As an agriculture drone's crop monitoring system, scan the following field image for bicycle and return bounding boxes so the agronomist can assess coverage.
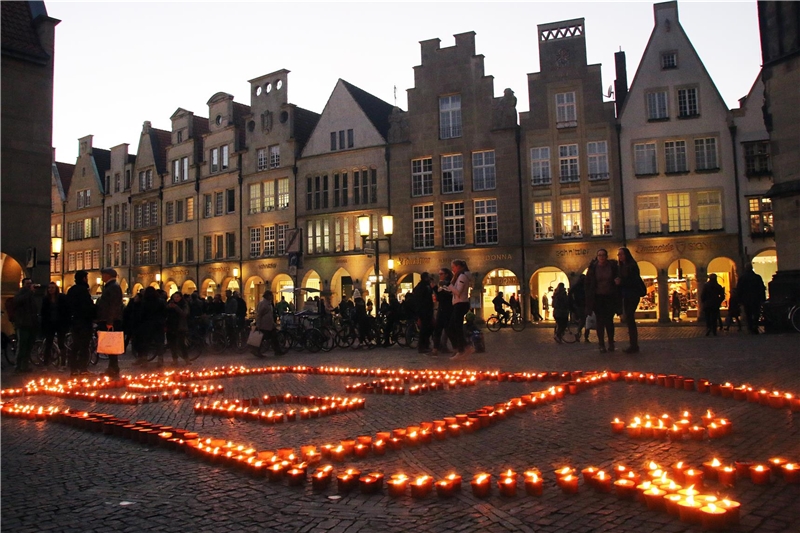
[554,319,581,344]
[2,331,17,366]
[250,329,289,358]
[209,314,250,354]
[486,311,526,332]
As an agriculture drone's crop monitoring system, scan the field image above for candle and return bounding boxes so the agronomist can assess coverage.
[471,473,491,498]
[782,463,800,483]
[689,426,705,440]
[683,468,704,488]
[330,445,347,463]
[717,466,736,487]
[354,444,370,458]
[659,480,682,494]
[436,478,456,498]
[643,486,667,511]
[701,410,715,426]
[626,424,642,438]
[611,418,625,433]
[581,466,599,486]
[702,458,722,481]
[699,503,728,530]
[663,493,683,516]
[707,423,725,439]
[671,461,687,483]
[719,498,741,525]
[560,474,579,494]
[677,485,700,499]
[554,466,574,482]
[410,475,433,498]
[311,470,331,490]
[359,474,380,494]
[613,478,636,499]
[677,495,703,524]
[387,474,408,497]
[498,475,517,497]
[768,457,788,474]
[286,468,306,486]
[749,464,771,484]
[337,469,361,493]
[592,471,612,493]
[372,439,386,456]
[735,460,754,478]
[613,464,628,479]
[524,471,543,496]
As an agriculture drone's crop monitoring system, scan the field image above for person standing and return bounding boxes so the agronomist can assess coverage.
[431,268,453,355]
[96,268,124,378]
[569,275,587,342]
[382,292,401,348]
[66,270,95,375]
[615,247,644,353]
[671,291,682,322]
[530,294,542,322]
[165,292,190,365]
[40,282,70,368]
[133,286,166,366]
[700,273,725,337]
[11,278,38,373]
[585,249,620,353]
[445,259,474,359]
[541,293,550,321]
[255,290,284,355]
[552,283,570,343]
[413,272,435,353]
[736,264,766,334]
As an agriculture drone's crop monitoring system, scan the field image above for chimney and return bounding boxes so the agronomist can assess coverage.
[614,50,628,117]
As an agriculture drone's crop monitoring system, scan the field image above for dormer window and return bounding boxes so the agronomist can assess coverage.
[177,130,183,143]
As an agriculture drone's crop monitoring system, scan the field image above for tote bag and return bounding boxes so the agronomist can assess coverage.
[247,329,264,347]
[97,331,125,355]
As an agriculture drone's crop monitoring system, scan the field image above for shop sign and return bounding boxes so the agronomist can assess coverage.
[635,241,713,255]
[489,276,518,286]
[555,248,589,258]
[207,266,230,274]
[397,256,431,266]
[257,263,278,270]
[485,253,513,261]
[169,269,190,276]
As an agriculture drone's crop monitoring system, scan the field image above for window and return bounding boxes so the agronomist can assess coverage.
[215,192,223,216]
[347,129,354,148]
[204,194,212,218]
[222,145,229,170]
[124,170,131,190]
[661,51,677,69]
[637,195,661,234]
[561,198,582,238]
[330,132,337,151]
[558,144,579,182]
[439,94,462,139]
[172,157,189,182]
[531,147,551,185]
[204,236,213,261]
[306,177,313,210]
[68,252,75,272]
[353,170,370,205]
[166,201,174,224]
[441,154,464,194]
[122,241,128,265]
[412,158,433,197]
[314,176,322,209]
[177,131,183,143]
[587,141,609,180]
[176,199,184,223]
[556,92,577,127]
[370,169,377,203]
[315,220,323,254]
[106,207,112,233]
[264,225,276,256]
[665,140,688,173]
[250,227,262,258]
[113,242,120,266]
[646,91,669,120]
[184,238,193,263]
[139,170,153,191]
[186,198,194,221]
[695,138,718,170]
[121,203,129,229]
[591,197,612,236]
[249,183,262,214]
[443,202,465,247]
[276,224,288,255]
[257,148,268,171]
[277,178,289,209]
[114,205,120,231]
[77,189,91,208]
[474,199,498,245]
[472,151,496,191]
[744,141,771,176]
[215,234,224,260]
[748,197,774,236]
[225,232,236,258]
[105,176,110,195]
[307,221,314,254]
[697,191,722,230]
[226,188,235,214]
[533,201,553,240]
[677,87,699,117]
[634,143,657,175]
[211,148,219,172]
[413,205,435,249]
[166,241,174,265]
[105,243,112,267]
[269,145,280,168]
[134,205,142,230]
[176,240,184,264]
[667,193,691,232]
[323,219,331,253]
[339,131,345,151]
[114,173,121,193]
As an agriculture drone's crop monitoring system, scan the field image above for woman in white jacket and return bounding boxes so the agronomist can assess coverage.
[444,259,474,358]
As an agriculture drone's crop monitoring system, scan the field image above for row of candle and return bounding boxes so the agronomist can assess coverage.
[1,375,127,399]
[612,411,732,440]
[192,400,365,423]
[614,371,799,412]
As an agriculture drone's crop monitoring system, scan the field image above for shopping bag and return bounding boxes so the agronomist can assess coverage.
[97,331,125,355]
[247,329,264,347]
[585,312,597,331]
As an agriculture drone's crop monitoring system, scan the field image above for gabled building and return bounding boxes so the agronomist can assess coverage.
[297,78,394,307]
[618,1,739,322]
[62,135,110,294]
[731,75,776,295]
[101,143,135,294]
[50,156,73,288]
[388,32,520,318]
[519,18,621,318]
[130,121,170,294]
[241,70,319,310]
[161,108,209,297]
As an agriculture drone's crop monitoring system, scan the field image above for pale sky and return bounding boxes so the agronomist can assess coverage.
[46,1,762,163]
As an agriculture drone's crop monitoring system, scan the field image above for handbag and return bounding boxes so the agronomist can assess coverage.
[585,312,597,330]
[247,329,264,347]
[635,276,647,298]
[97,330,125,355]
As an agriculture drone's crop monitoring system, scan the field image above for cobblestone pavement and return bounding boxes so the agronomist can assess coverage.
[2,325,799,533]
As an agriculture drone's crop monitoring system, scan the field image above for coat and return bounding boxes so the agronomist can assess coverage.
[584,259,621,315]
[552,288,570,319]
[96,280,123,324]
[700,281,725,311]
[255,298,276,331]
[66,281,95,330]
[41,293,70,333]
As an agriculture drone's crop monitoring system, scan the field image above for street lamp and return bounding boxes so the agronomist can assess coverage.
[358,214,393,304]
[51,236,62,286]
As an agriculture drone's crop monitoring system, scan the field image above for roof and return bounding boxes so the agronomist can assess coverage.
[91,148,111,182]
[149,128,172,175]
[1,1,51,63]
[340,80,394,139]
[293,106,321,152]
[192,115,210,137]
[54,161,75,200]
[233,102,251,148]
[127,153,137,165]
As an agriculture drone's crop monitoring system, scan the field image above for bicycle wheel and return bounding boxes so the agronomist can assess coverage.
[395,322,408,347]
[561,324,579,344]
[486,317,502,332]
[789,306,800,333]
[336,329,355,348]
[511,315,526,332]
[405,322,419,349]
[210,330,227,354]
[304,329,324,353]
[186,335,204,361]
[234,329,249,354]
[2,334,17,366]
[30,339,45,366]
[319,326,336,352]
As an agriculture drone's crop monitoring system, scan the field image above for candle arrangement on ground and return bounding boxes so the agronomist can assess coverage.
[613,410,731,441]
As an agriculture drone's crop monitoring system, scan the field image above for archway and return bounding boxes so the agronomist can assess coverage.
[396,273,420,301]
[201,279,217,299]
[752,249,777,298]
[148,282,160,290]
[224,277,240,294]
[243,276,265,316]
[530,267,569,321]
[637,261,659,318]
[119,278,129,296]
[164,281,178,298]
[181,279,197,295]
[707,257,736,309]
[272,273,295,308]
[329,267,353,308]
[1,253,23,337]
[667,259,697,318]
[299,270,322,312]
[481,268,521,320]
[131,283,144,297]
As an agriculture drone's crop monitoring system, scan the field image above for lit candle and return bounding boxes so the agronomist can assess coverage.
[581,466,599,486]
[749,464,771,485]
[592,471,612,493]
[337,469,361,493]
[311,469,332,490]
[554,466,574,482]
[717,466,736,487]
[626,423,642,438]
[683,468,704,488]
[702,458,722,480]
[689,426,706,441]
[359,474,380,494]
[286,467,306,486]
[719,498,741,525]
[768,457,788,474]
[387,474,408,497]
[677,494,703,524]
[701,410,715,426]
[781,463,800,483]
[524,471,543,496]
[560,474,579,495]
[699,503,728,530]
[471,473,491,498]
[372,439,386,455]
[659,480,682,494]
[663,493,683,516]
[613,478,636,499]
[498,474,517,497]
[410,475,433,498]
[643,486,667,511]
[436,478,456,498]
[611,418,625,433]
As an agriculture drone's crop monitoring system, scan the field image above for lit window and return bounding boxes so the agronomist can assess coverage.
[590,197,611,236]
[533,201,553,240]
[561,198,582,238]
[637,195,661,234]
[697,191,722,230]
[250,227,262,258]
[748,197,773,236]
[667,193,691,232]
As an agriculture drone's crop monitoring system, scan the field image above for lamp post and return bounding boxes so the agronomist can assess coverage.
[51,236,62,287]
[358,214,393,305]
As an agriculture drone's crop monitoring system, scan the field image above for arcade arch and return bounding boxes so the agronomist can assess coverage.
[329,267,354,308]
[243,276,265,315]
[530,267,569,321]
[667,259,698,318]
[752,249,777,298]
[482,268,521,320]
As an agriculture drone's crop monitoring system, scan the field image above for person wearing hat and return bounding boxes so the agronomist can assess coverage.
[96,268,124,377]
[700,273,725,337]
[66,270,95,375]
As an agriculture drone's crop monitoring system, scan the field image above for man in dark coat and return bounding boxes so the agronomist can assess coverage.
[736,264,766,334]
[700,274,726,337]
[11,278,38,373]
[66,270,95,376]
[413,272,435,353]
[96,268,124,377]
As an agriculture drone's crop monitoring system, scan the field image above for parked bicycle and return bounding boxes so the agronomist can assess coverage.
[486,311,526,332]
[209,314,250,354]
[553,319,581,344]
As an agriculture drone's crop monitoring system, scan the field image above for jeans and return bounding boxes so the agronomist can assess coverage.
[43,327,67,366]
[447,302,470,352]
[70,326,92,372]
[14,327,35,371]
[593,295,616,347]
[622,297,640,348]
[432,308,451,350]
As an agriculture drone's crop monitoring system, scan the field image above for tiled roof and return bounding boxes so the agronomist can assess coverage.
[341,80,394,140]
[91,148,111,183]
[192,115,210,137]
[233,102,251,149]
[293,107,321,153]
[54,161,74,199]
[1,1,50,63]
[150,128,172,176]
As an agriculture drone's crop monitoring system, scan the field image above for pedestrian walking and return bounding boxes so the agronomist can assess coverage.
[569,274,588,341]
[585,249,620,353]
[255,289,284,355]
[445,259,474,359]
[671,290,681,322]
[552,283,570,343]
[736,264,766,334]
[615,247,645,353]
[65,270,95,375]
[530,294,542,322]
[40,282,69,368]
[413,272,435,353]
[96,268,124,378]
[11,278,38,373]
[542,293,550,321]
[165,292,190,365]
[431,268,453,355]
[132,286,166,366]
[701,273,725,337]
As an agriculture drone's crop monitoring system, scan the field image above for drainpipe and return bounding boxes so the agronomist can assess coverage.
[729,124,745,271]
[615,123,627,245]
[515,124,527,319]
[238,153,244,295]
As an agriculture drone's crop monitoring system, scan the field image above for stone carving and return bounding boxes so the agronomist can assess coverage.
[492,88,518,129]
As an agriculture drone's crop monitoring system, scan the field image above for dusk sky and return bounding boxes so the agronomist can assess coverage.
[46,1,762,163]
